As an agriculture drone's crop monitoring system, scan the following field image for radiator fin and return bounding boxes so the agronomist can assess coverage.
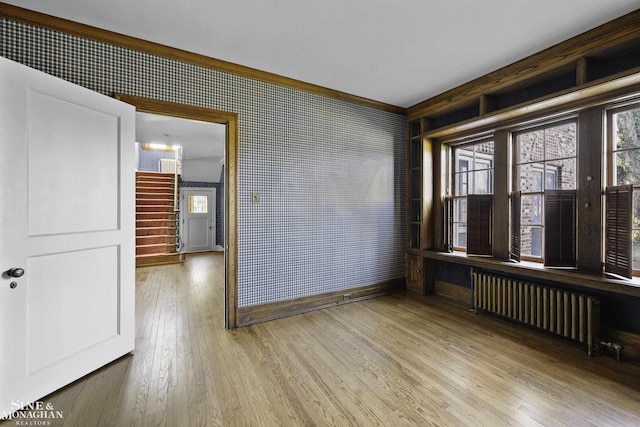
[473,272,600,355]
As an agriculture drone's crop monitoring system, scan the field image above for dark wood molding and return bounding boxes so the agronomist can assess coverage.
[0,2,405,116]
[410,249,640,298]
[115,94,240,329]
[237,278,406,326]
[423,69,640,141]
[407,9,640,121]
[492,130,509,260]
[576,57,589,86]
[577,107,604,272]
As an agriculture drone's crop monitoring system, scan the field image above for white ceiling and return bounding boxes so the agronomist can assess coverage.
[136,112,225,160]
[6,0,639,108]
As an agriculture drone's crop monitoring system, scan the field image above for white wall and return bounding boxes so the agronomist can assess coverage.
[182,157,223,183]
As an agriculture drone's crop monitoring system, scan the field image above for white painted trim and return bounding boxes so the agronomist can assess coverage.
[180,187,216,253]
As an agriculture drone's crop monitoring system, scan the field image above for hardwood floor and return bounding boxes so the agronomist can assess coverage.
[4,252,640,426]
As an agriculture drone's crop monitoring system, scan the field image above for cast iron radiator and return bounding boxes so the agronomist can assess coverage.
[472,270,600,356]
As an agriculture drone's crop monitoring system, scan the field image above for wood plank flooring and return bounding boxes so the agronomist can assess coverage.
[4,252,640,426]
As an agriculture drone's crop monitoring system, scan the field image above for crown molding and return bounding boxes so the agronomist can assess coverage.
[407,8,640,121]
[0,3,406,116]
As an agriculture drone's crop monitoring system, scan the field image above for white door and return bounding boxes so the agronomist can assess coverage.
[181,188,215,252]
[0,58,135,416]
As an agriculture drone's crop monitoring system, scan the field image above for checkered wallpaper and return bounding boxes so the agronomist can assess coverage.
[1,19,407,306]
[137,145,177,172]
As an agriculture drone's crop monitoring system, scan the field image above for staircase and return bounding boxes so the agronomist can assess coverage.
[136,171,184,267]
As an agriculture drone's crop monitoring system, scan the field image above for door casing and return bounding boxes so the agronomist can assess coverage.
[116,94,239,329]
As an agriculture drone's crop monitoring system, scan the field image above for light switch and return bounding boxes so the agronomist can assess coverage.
[252,192,260,203]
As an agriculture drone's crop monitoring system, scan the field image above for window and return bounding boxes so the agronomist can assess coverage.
[514,121,577,263]
[188,195,208,214]
[607,104,640,276]
[451,140,494,251]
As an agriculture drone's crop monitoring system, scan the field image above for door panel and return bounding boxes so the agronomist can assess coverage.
[0,57,135,416]
[27,90,119,235]
[187,217,210,247]
[26,247,120,374]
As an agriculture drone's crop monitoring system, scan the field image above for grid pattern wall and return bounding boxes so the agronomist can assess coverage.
[1,19,407,306]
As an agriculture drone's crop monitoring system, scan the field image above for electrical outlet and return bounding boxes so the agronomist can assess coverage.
[343,294,352,301]
[252,192,260,203]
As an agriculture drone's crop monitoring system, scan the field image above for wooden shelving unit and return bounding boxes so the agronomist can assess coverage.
[406,10,640,132]
[407,120,422,250]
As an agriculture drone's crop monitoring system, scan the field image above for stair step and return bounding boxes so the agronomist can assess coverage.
[136,212,176,220]
[136,253,185,268]
[136,192,174,200]
[136,178,174,185]
[136,219,176,228]
[136,175,175,183]
[136,198,175,205]
[136,171,176,177]
[135,243,176,255]
[136,243,168,256]
[136,205,176,213]
[137,235,170,245]
[135,186,174,194]
[136,234,176,244]
[136,226,176,236]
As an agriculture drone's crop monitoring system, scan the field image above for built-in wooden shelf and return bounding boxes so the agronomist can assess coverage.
[406,9,640,130]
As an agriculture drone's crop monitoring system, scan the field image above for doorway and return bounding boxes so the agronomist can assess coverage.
[116,94,239,329]
[181,187,216,252]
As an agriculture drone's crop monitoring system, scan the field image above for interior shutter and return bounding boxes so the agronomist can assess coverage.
[605,185,633,278]
[467,194,493,255]
[544,189,576,267]
[510,191,521,262]
[445,196,453,252]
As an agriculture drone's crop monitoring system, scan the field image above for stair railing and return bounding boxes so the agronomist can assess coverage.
[174,147,182,212]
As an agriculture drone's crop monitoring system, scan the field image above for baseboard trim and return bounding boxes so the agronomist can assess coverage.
[237,278,406,327]
[434,280,471,304]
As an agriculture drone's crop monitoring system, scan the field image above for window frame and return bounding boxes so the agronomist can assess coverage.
[450,138,495,252]
[606,103,640,276]
[429,91,640,284]
[512,118,578,263]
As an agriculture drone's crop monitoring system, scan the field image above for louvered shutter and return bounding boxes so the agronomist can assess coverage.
[544,189,576,267]
[605,185,633,278]
[445,196,453,252]
[467,194,493,255]
[510,191,521,262]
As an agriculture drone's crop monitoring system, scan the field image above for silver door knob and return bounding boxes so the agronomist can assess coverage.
[5,268,24,278]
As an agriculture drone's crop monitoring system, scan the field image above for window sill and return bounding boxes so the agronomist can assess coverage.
[408,249,640,298]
